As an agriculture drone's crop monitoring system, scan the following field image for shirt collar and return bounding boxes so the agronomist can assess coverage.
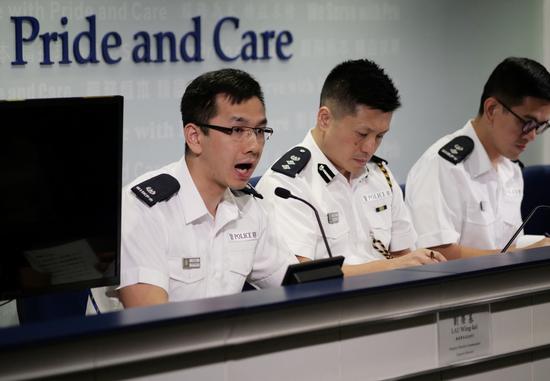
[461,121,493,178]
[176,157,240,226]
[176,156,210,224]
[215,189,241,231]
[301,130,368,184]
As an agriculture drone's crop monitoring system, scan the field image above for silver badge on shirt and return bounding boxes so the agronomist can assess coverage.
[327,212,339,224]
[182,257,200,269]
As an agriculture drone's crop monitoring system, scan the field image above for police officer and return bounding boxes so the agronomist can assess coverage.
[257,59,446,276]
[118,69,290,307]
[406,57,550,259]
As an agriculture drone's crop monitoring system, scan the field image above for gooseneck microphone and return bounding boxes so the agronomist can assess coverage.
[501,205,550,253]
[274,187,333,258]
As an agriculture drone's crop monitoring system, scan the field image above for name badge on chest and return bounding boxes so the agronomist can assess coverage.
[182,257,200,269]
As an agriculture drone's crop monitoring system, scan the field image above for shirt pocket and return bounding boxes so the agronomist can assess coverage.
[369,203,392,229]
[500,197,522,238]
[463,200,497,246]
[369,204,393,245]
[322,219,350,256]
[228,241,256,277]
[465,200,496,226]
[167,256,205,284]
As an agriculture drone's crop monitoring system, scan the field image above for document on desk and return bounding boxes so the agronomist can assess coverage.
[24,239,102,285]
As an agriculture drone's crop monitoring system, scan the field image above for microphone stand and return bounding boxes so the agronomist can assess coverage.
[286,193,333,258]
[274,187,344,285]
[501,205,550,253]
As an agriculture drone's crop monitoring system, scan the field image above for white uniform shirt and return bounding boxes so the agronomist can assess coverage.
[405,121,523,250]
[120,157,289,302]
[257,131,416,265]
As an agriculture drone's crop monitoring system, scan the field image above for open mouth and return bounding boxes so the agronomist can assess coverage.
[235,162,253,174]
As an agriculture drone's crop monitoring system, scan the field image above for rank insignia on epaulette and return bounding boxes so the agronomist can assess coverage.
[318,163,335,183]
[271,146,311,178]
[131,173,180,207]
[438,136,474,165]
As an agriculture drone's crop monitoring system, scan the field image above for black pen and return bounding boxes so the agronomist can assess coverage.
[545,232,550,238]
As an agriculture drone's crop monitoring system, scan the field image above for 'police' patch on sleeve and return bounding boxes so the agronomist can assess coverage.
[271,146,311,178]
[131,173,180,207]
[438,136,474,165]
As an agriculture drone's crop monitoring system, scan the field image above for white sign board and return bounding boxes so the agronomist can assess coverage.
[437,304,491,365]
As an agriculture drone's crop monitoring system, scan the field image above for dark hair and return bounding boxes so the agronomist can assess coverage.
[478,57,550,115]
[181,68,264,153]
[320,59,401,116]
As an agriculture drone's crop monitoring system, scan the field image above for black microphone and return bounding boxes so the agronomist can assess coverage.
[501,205,550,253]
[274,187,344,285]
[274,187,333,258]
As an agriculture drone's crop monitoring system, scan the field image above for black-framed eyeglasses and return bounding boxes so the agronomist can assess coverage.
[193,123,273,142]
[497,100,550,135]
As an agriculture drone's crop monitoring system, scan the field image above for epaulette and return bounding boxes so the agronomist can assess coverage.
[512,159,525,170]
[232,183,264,199]
[370,155,392,191]
[317,163,336,184]
[438,136,474,165]
[271,146,311,178]
[131,174,180,207]
[370,155,388,165]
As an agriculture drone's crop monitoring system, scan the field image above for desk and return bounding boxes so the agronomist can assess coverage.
[2,247,550,380]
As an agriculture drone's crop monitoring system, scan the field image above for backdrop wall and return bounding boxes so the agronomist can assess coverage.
[0,0,545,185]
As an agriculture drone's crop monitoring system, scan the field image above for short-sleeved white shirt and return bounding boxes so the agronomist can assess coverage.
[257,131,416,265]
[120,157,290,302]
[405,121,523,250]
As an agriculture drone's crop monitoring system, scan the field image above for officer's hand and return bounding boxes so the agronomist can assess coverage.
[523,237,550,251]
[392,248,446,268]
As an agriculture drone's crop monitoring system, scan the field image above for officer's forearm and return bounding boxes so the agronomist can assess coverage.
[429,243,498,259]
[119,283,168,308]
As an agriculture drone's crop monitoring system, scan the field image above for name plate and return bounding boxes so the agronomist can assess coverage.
[437,304,491,365]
